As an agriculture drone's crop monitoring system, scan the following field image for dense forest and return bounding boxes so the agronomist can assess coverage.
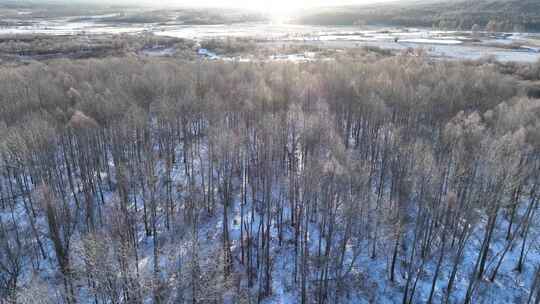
[296,0,540,32]
[0,54,540,303]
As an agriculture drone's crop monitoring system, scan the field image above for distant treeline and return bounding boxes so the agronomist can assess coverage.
[296,0,540,32]
[0,34,194,62]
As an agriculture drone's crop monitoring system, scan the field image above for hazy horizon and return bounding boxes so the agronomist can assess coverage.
[33,0,401,15]
[76,0,398,7]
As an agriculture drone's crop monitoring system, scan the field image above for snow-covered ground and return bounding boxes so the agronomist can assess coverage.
[3,136,538,303]
[1,16,539,62]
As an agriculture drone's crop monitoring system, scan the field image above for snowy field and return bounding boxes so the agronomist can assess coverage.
[0,15,539,62]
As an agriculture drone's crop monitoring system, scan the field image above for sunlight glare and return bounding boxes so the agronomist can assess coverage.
[238,0,310,22]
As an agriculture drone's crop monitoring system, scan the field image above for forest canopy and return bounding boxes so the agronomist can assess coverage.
[0,55,540,303]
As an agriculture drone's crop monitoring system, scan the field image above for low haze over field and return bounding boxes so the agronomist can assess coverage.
[38,0,399,17]
[75,0,395,8]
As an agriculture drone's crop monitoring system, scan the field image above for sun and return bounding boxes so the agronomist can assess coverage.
[238,0,305,22]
